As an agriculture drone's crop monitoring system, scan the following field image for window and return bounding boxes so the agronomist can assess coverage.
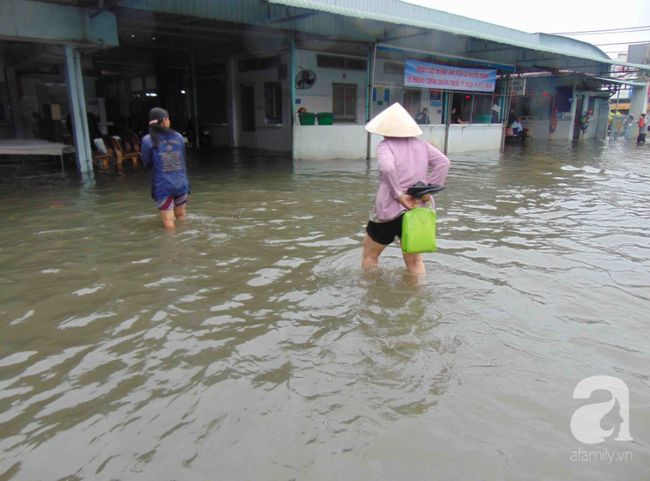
[383,62,404,76]
[333,84,357,121]
[238,55,281,72]
[318,55,345,69]
[346,58,366,71]
[471,94,494,123]
[317,55,367,71]
[451,93,473,124]
[264,82,283,124]
[521,96,536,118]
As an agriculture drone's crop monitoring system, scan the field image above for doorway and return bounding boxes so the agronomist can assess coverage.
[240,84,256,148]
[403,89,421,117]
[573,96,583,139]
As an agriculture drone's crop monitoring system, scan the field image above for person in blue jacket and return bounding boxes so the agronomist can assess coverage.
[141,108,191,229]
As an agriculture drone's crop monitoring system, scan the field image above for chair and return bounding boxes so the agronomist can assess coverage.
[92,150,113,168]
[92,139,116,168]
[125,133,141,154]
[103,136,140,165]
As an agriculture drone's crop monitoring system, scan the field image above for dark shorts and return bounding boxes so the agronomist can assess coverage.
[549,124,557,133]
[366,214,404,245]
[155,194,189,210]
[638,133,646,143]
[580,124,589,132]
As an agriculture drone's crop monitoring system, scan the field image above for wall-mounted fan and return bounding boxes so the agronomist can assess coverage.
[295,70,317,89]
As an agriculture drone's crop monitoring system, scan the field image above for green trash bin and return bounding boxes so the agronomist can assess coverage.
[299,112,315,126]
[317,112,334,125]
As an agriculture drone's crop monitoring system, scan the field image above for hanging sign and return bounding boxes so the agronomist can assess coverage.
[404,59,496,92]
[509,78,526,96]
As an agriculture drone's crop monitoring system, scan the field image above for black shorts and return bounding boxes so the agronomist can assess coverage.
[366,214,404,245]
[549,124,557,133]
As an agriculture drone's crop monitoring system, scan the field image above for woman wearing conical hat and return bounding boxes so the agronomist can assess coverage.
[362,103,450,274]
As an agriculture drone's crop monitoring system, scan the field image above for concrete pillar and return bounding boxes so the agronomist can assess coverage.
[581,95,590,140]
[228,58,239,148]
[5,67,25,139]
[190,51,199,148]
[64,45,93,174]
[290,38,296,160]
[567,85,577,140]
[629,82,649,139]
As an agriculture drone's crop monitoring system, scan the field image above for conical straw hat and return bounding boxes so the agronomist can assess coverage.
[365,103,423,137]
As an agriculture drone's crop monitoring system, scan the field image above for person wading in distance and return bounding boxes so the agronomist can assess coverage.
[362,103,450,274]
[141,107,191,229]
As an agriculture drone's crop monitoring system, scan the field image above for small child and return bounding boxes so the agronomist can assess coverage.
[141,108,191,229]
[637,113,647,144]
[580,109,592,140]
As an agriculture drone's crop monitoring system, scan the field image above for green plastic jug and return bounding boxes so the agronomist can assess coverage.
[401,203,437,254]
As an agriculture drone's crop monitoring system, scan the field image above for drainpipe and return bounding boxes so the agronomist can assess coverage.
[365,44,372,122]
[568,84,577,141]
[443,91,450,155]
[609,87,620,142]
[366,42,376,160]
[500,72,510,153]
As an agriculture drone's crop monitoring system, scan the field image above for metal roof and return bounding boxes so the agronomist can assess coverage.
[593,77,647,87]
[268,0,650,71]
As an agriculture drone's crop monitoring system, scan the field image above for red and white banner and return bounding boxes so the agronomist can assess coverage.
[404,59,497,92]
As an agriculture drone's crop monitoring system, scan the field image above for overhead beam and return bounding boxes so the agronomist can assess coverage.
[266,11,319,24]
[0,0,118,47]
[383,29,433,42]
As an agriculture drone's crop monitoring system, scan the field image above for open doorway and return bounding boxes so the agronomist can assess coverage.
[239,85,256,148]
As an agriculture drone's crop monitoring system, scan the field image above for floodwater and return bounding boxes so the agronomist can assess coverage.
[1,140,650,480]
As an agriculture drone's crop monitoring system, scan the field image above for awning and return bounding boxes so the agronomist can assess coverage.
[593,77,647,87]
[377,45,516,72]
[269,0,650,72]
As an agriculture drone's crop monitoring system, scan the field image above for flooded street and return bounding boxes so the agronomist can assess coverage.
[1,141,650,480]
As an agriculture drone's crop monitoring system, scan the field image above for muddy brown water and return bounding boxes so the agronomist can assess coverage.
[1,141,649,480]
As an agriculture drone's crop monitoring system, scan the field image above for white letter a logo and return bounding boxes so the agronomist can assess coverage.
[571,376,633,444]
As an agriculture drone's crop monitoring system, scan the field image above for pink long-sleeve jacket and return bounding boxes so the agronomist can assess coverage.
[374,137,450,221]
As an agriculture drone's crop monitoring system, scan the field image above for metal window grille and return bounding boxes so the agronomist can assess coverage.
[264,83,283,124]
[333,84,357,120]
[318,54,367,71]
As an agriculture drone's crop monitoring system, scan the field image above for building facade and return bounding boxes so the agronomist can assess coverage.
[1,0,649,173]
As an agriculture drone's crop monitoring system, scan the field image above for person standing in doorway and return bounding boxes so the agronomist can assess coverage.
[361,103,450,274]
[579,109,592,140]
[549,106,558,140]
[511,117,523,136]
[415,108,430,125]
[141,107,191,229]
[637,113,647,144]
[451,108,467,124]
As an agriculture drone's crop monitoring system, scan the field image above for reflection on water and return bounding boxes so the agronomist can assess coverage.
[1,142,650,479]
